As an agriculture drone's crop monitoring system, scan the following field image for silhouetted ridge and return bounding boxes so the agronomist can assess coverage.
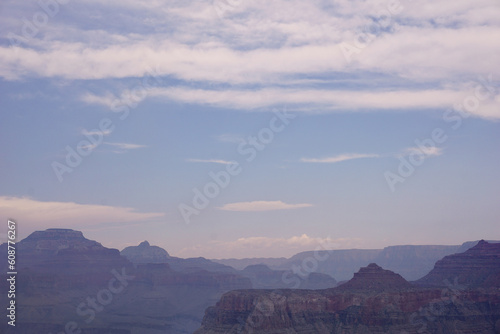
[336,262,412,290]
[416,240,500,288]
[121,240,170,263]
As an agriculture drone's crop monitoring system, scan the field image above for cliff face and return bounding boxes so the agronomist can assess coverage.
[195,262,500,334]
[416,240,500,288]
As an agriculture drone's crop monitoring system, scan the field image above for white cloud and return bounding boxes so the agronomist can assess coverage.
[104,142,147,150]
[218,200,313,212]
[187,158,236,165]
[403,146,444,157]
[82,85,500,119]
[0,196,164,237]
[1,0,499,119]
[301,153,380,164]
[214,134,244,143]
[301,147,444,165]
[82,129,113,136]
[80,92,117,108]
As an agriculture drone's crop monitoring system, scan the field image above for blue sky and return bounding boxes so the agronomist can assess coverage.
[0,0,499,258]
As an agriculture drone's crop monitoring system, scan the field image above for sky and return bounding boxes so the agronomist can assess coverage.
[0,0,499,259]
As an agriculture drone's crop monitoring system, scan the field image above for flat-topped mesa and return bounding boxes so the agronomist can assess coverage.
[336,263,412,291]
[19,228,106,255]
[416,240,500,288]
[121,240,171,264]
[0,229,131,290]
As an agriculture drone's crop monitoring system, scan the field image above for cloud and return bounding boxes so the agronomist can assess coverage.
[104,142,147,150]
[82,129,113,136]
[81,85,500,119]
[218,200,313,212]
[177,234,364,258]
[187,158,236,165]
[80,92,117,109]
[0,196,164,237]
[214,134,244,143]
[1,0,498,119]
[301,153,380,164]
[300,146,443,165]
[403,146,444,157]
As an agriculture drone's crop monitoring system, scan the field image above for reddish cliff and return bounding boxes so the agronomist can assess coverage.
[195,262,500,333]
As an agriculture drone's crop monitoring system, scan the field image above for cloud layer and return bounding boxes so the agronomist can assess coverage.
[301,153,380,164]
[1,0,498,118]
[218,200,313,212]
[0,196,164,236]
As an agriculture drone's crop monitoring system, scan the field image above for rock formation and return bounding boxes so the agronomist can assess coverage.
[195,260,500,333]
[215,242,495,281]
[336,263,412,291]
[121,240,170,263]
[0,229,252,334]
[416,240,500,288]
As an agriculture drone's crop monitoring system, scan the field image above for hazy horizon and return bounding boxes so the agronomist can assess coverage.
[1,0,499,259]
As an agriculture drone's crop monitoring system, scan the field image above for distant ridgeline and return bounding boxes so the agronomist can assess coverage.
[1,229,498,334]
[195,241,500,334]
[213,240,500,281]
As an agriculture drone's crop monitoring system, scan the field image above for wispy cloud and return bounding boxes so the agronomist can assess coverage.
[80,92,117,108]
[301,146,444,165]
[82,129,113,136]
[218,200,313,212]
[214,134,244,143]
[187,158,236,165]
[0,196,164,233]
[402,146,444,157]
[301,153,380,164]
[104,142,147,150]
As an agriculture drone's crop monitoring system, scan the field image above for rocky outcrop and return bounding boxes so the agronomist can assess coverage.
[121,240,170,263]
[336,263,412,291]
[120,241,237,274]
[416,240,500,288]
[0,228,132,290]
